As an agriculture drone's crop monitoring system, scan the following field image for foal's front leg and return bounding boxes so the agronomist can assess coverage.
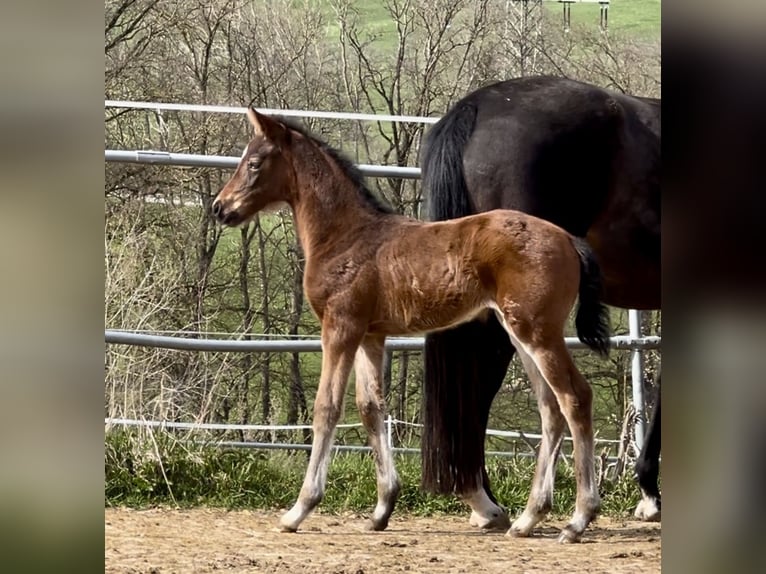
[279,327,361,532]
[355,335,401,530]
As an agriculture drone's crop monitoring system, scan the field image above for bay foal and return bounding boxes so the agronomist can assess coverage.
[212,108,610,542]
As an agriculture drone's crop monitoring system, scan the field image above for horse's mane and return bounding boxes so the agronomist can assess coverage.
[277,117,396,215]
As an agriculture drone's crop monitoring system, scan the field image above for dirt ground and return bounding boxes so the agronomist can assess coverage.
[105,507,661,574]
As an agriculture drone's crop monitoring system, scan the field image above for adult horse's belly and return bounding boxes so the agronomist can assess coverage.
[586,217,660,310]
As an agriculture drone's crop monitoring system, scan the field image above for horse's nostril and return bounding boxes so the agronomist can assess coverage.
[211,199,222,218]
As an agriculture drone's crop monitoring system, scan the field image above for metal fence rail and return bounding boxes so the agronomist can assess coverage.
[105,415,622,463]
[105,329,661,353]
[105,100,440,124]
[105,150,421,179]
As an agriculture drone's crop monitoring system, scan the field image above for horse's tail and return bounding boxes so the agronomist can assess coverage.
[571,236,611,357]
[421,102,477,221]
[421,102,510,497]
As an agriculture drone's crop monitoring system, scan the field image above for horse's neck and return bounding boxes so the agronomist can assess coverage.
[290,145,384,260]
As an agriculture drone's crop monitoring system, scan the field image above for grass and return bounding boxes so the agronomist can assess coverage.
[554,0,661,37]
[320,0,660,50]
[105,429,643,517]
[605,0,661,36]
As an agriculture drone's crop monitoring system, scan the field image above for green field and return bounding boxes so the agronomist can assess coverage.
[324,0,660,45]
[562,0,661,36]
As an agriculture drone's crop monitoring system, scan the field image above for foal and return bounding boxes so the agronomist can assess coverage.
[212,108,610,543]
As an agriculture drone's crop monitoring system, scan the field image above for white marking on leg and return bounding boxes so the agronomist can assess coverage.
[355,340,400,530]
[516,339,599,543]
[509,345,566,537]
[279,421,337,532]
[634,491,661,521]
[280,333,359,532]
[558,431,600,543]
[463,486,509,530]
[490,302,599,541]
[485,304,556,536]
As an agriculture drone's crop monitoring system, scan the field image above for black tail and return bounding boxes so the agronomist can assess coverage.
[421,102,477,220]
[420,102,513,497]
[571,237,611,357]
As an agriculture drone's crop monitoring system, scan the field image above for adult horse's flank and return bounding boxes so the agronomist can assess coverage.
[419,75,661,528]
[212,108,610,542]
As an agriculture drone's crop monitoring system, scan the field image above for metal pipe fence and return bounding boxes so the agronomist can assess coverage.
[104,415,623,463]
[105,150,421,179]
[105,100,440,124]
[105,329,660,353]
[105,329,658,461]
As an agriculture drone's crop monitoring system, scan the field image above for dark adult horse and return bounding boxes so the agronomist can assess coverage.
[420,76,661,530]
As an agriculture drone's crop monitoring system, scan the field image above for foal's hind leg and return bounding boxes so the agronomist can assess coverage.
[498,310,599,543]
[279,325,362,532]
[355,336,401,531]
[507,347,567,538]
[521,339,600,543]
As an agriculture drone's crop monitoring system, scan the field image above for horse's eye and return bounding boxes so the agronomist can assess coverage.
[247,159,261,171]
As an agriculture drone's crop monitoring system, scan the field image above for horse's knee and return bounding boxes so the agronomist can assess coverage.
[313,402,342,428]
[355,397,382,419]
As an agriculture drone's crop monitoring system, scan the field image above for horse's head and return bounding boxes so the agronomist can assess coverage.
[212,108,292,226]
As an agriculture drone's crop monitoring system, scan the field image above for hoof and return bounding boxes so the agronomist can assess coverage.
[278,516,299,533]
[366,517,390,532]
[508,511,542,538]
[557,527,582,544]
[470,510,511,531]
[634,498,661,522]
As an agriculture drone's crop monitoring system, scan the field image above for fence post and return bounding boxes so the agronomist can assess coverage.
[629,309,646,452]
[386,415,393,449]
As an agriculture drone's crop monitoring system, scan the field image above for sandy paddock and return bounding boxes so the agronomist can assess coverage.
[105,508,661,573]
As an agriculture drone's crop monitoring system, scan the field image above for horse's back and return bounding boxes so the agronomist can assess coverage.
[367,212,578,336]
[437,76,660,308]
[469,210,580,294]
[458,77,657,221]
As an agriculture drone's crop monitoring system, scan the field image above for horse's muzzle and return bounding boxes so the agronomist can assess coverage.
[211,199,238,225]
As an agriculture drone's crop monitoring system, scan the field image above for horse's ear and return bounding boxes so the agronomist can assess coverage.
[246,107,264,135]
[247,107,287,142]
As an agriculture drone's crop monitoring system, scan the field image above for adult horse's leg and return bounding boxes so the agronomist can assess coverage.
[467,318,516,529]
[634,375,661,521]
[280,324,362,532]
[354,335,401,531]
[506,347,567,537]
[422,315,513,530]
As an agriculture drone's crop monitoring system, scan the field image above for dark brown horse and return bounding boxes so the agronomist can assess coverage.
[419,75,661,529]
[212,108,610,542]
